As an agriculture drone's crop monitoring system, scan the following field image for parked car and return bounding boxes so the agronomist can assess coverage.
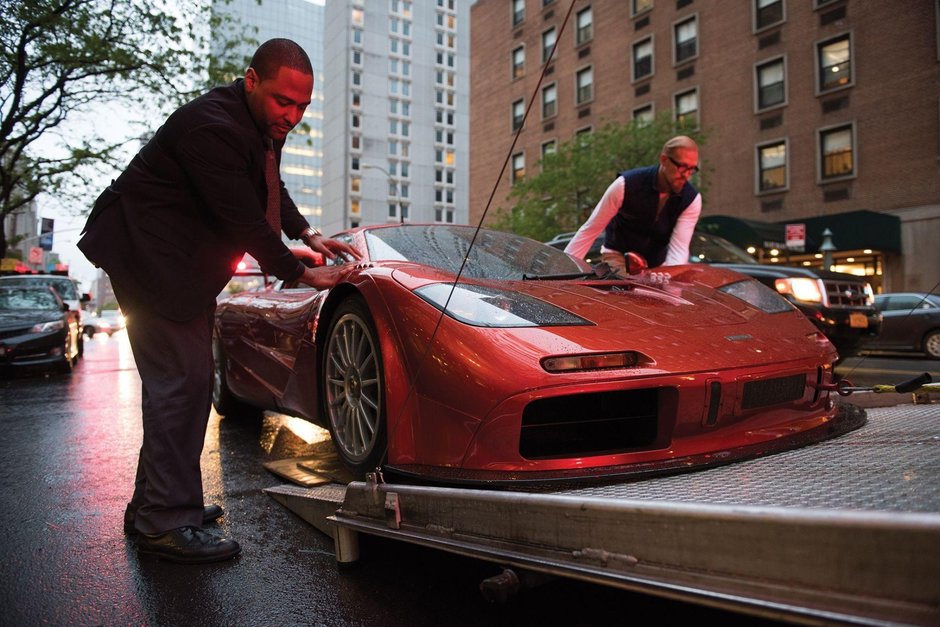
[212,224,854,483]
[863,292,940,359]
[546,230,882,359]
[0,274,90,356]
[0,286,80,374]
[83,310,126,338]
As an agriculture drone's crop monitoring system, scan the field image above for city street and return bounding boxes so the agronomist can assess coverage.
[0,331,798,626]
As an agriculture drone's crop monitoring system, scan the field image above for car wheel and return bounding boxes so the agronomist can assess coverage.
[211,337,258,418]
[84,326,95,339]
[57,338,74,375]
[924,330,940,359]
[322,296,387,477]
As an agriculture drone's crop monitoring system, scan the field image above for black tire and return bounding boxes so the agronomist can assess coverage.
[924,330,940,359]
[57,336,74,374]
[321,296,387,478]
[212,337,259,418]
[84,325,95,339]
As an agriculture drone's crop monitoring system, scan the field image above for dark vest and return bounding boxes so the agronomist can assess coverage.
[603,165,698,267]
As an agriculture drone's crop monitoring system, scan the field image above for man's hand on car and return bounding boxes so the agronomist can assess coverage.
[297,264,356,291]
[305,233,362,262]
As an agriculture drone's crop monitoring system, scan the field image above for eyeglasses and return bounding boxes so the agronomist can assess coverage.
[667,155,699,175]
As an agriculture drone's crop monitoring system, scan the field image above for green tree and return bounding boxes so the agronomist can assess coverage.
[0,0,254,258]
[492,113,706,243]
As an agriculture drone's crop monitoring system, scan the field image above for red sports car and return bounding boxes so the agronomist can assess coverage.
[212,224,857,483]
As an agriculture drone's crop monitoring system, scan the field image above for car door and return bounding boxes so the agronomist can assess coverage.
[875,295,924,349]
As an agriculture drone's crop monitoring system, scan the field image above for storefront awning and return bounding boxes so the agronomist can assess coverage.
[698,210,902,253]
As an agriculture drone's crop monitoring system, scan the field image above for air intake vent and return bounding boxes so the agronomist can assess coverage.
[822,96,849,113]
[520,389,660,459]
[760,114,783,130]
[758,32,780,49]
[823,187,850,202]
[820,6,846,25]
[635,16,650,30]
[635,83,650,97]
[677,66,695,81]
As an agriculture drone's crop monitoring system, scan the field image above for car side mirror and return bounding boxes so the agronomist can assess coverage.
[625,252,648,275]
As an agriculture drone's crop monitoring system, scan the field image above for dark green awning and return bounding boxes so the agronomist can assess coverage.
[698,210,901,253]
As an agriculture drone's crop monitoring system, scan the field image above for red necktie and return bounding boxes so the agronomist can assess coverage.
[264,140,281,235]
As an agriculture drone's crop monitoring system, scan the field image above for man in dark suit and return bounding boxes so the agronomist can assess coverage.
[78,39,359,563]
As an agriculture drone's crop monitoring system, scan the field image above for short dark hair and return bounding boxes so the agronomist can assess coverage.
[249,39,313,80]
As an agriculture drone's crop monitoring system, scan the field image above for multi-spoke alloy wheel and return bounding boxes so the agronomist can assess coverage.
[323,297,386,475]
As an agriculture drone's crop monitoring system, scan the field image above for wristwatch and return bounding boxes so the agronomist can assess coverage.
[300,227,321,244]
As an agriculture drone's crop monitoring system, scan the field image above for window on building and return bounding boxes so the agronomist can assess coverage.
[633,104,654,124]
[512,46,525,79]
[511,153,525,184]
[542,27,556,63]
[576,7,593,46]
[351,200,360,216]
[758,141,787,192]
[633,38,653,81]
[542,84,557,119]
[756,57,786,109]
[352,50,362,65]
[353,28,362,45]
[674,16,697,64]
[819,124,854,179]
[632,0,653,15]
[675,88,699,128]
[576,66,593,105]
[512,99,525,132]
[352,7,363,26]
[512,0,524,27]
[817,34,852,92]
[351,177,360,193]
[352,71,361,86]
[541,140,557,159]
[755,0,784,31]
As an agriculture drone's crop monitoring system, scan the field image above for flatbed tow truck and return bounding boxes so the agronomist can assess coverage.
[264,390,939,626]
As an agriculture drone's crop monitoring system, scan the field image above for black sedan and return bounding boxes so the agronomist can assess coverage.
[864,292,940,359]
[0,286,80,374]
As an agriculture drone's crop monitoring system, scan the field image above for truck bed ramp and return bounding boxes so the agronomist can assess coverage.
[266,403,940,625]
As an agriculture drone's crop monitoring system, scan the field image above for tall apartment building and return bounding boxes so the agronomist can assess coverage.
[321,0,470,233]
[470,0,940,293]
[212,0,327,229]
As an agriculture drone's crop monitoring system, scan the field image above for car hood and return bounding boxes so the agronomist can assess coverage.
[0,310,61,330]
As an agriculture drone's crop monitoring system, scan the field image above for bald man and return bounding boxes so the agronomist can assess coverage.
[564,135,702,273]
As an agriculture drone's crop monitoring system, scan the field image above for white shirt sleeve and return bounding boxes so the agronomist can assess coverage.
[662,193,702,266]
[563,177,624,259]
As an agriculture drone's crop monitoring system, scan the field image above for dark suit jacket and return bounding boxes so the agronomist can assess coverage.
[78,80,308,321]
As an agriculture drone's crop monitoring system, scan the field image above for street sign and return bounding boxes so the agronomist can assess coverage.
[39,218,54,251]
[785,223,805,252]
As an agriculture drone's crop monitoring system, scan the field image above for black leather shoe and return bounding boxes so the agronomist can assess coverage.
[136,526,241,564]
[124,504,224,535]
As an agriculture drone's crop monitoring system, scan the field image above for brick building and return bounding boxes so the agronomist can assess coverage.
[469,0,940,293]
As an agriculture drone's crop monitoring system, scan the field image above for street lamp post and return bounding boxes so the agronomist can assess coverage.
[362,163,404,224]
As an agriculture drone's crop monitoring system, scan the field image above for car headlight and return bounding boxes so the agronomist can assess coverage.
[30,320,65,333]
[415,283,591,327]
[720,279,794,314]
[774,277,825,304]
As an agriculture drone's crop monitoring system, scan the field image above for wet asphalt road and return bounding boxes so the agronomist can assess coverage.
[8,332,913,626]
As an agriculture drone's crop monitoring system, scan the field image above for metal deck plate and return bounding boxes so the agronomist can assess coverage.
[557,404,940,513]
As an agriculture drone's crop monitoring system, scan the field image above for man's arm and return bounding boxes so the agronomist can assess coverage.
[563,176,624,259]
[662,193,702,266]
[175,124,305,282]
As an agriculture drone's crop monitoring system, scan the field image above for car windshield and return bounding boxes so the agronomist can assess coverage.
[0,276,78,299]
[364,225,589,279]
[0,288,60,310]
[688,232,758,264]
